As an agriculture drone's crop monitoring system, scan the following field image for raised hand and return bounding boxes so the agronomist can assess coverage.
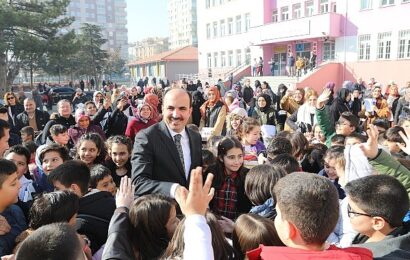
[397,131,410,155]
[175,167,214,216]
[316,88,332,109]
[115,177,135,209]
[359,124,379,159]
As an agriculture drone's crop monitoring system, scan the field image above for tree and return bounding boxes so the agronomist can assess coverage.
[105,48,126,80]
[76,23,108,89]
[0,0,73,91]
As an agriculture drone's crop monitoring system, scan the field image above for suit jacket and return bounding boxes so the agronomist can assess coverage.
[131,121,202,197]
[14,110,50,132]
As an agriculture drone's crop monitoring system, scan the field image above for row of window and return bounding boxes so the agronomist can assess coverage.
[358,30,410,60]
[361,0,410,10]
[206,48,251,68]
[272,0,336,23]
[206,13,250,39]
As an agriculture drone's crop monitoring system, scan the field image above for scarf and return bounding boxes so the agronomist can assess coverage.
[296,103,317,126]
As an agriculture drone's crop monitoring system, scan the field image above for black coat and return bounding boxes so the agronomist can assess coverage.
[41,114,76,144]
[131,121,202,197]
[15,110,50,132]
[329,88,351,126]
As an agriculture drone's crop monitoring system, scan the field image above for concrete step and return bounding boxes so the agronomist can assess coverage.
[242,76,299,92]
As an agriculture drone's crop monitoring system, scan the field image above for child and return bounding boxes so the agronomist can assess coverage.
[4,145,38,219]
[75,133,106,168]
[90,164,116,196]
[49,124,71,148]
[268,153,300,174]
[47,160,115,254]
[202,149,216,173]
[226,107,247,137]
[105,135,132,186]
[207,136,252,220]
[383,126,407,158]
[246,173,372,259]
[0,159,27,256]
[346,175,410,258]
[68,108,106,145]
[20,126,34,143]
[265,137,292,162]
[239,117,266,162]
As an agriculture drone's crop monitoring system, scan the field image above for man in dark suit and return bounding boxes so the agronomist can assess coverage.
[131,88,202,198]
[14,98,50,134]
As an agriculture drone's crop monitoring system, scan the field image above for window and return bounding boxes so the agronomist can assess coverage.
[293,3,301,19]
[245,48,251,65]
[236,50,242,66]
[320,0,329,13]
[213,22,218,38]
[281,6,289,21]
[228,18,233,35]
[206,24,211,39]
[272,10,278,22]
[236,15,242,33]
[403,0,410,3]
[220,20,225,37]
[377,32,392,59]
[358,34,371,60]
[380,0,395,6]
[207,53,212,68]
[323,42,335,60]
[228,51,233,66]
[245,13,250,32]
[221,51,226,67]
[213,52,218,67]
[305,1,314,16]
[398,30,410,59]
[360,0,373,10]
[206,0,210,8]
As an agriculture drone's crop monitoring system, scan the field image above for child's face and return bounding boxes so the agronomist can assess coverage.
[231,117,241,130]
[78,118,90,129]
[85,103,97,116]
[96,175,116,196]
[52,132,70,146]
[347,197,374,238]
[5,152,28,179]
[42,151,64,175]
[0,172,20,208]
[244,126,261,145]
[221,147,244,174]
[384,140,402,154]
[21,133,32,143]
[110,143,130,168]
[165,206,180,239]
[314,126,325,142]
[79,140,99,166]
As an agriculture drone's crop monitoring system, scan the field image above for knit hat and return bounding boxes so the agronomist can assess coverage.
[75,108,90,123]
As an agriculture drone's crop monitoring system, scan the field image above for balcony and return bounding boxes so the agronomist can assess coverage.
[250,12,343,45]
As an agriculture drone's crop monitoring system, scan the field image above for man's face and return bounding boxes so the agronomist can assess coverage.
[24,100,36,114]
[0,128,10,157]
[162,90,192,133]
[58,101,72,118]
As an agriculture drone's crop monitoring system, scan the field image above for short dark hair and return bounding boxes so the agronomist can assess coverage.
[0,119,10,139]
[274,173,339,245]
[48,160,90,195]
[49,124,68,136]
[345,133,368,144]
[245,164,287,206]
[16,223,83,260]
[330,134,345,146]
[345,175,409,227]
[289,132,309,159]
[0,159,17,188]
[22,141,38,154]
[4,145,30,165]
[39,144,70,163]
[29,190,79,230]
[202,149,216,168]
[384,126,405,143]
[20,126,34,138]
[324,145,345,168]
[0,107,8,114]
[373,118,390,131]
[89,164,112,189]
[266,137,292,160]
[340,112,360,129]
[268,154,300,174]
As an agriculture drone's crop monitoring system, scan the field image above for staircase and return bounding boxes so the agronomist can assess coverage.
[242,76,299,92]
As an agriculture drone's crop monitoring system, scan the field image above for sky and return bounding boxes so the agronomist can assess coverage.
[126,0,169,43]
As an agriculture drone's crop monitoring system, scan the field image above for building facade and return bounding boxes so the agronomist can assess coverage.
[129,37,169,61]
[168,0,198,49]
[67,0,128,59]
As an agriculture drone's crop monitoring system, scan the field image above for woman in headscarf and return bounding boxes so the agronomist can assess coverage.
[275,84,288,132]
[125,102,156,143]
[329,87,351,126]
[144,93,160,122]
[200,86,228,136]
[252,93,276,126]
[191,90,205,127]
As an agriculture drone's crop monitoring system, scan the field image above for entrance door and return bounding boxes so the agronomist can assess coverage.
[273,52,287,76]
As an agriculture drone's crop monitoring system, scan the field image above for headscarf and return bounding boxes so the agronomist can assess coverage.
[137,102,153,123]
[75,108,90,125]
[256,93,272,113]
[200,86,228,118]
[93,91,103,104]
[144,93,160,121]
[336,88,350,103]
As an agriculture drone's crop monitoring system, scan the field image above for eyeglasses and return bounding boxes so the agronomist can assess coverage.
[7,96,15,100]
[347,204,373,218]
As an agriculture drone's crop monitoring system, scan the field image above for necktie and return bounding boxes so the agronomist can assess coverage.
[174,134,185,171]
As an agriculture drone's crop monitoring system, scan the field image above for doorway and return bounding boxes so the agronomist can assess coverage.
[273,52,287,76]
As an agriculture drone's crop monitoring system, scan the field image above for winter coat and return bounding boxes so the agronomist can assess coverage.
[68,124,106,145]
[200,101,227,136]
[125,117,156,143]
[15,110,50,132]
[40,114,76,144]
